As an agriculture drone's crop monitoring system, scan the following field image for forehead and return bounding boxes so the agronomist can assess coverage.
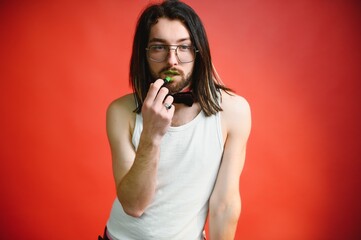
[149,18,191,43]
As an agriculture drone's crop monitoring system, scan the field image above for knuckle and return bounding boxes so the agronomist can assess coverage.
[142,101,152,110]
[153,79,163,88]
[166,95,174,102]
[149,84,159,92]
[158,87,169,95]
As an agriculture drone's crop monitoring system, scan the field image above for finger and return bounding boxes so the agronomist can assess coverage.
[163,102,172,110]
[145,79,166,102]
[154,78,165,88]
[163,102,175,116]
[154,86,169,106]
[166,102,175,115]
[163,95,174,112]
[164,94,174,105]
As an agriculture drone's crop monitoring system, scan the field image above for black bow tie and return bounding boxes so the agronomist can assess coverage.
[172,92,194,107]
[162,78,194,107]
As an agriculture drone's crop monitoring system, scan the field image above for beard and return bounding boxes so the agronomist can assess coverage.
[151,68,192,94]
[164,73,192,94]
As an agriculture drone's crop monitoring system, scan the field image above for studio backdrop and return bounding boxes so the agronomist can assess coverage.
[1,0,360,239]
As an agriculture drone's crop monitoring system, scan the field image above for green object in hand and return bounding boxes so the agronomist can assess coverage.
[165,76,172,82]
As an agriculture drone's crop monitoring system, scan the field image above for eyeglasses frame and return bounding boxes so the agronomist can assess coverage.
[145,44,199,63]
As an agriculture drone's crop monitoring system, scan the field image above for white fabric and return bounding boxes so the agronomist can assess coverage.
[107,110,223,240]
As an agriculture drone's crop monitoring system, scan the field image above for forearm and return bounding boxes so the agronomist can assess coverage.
[209,199,241,240]
[117,135,160,217]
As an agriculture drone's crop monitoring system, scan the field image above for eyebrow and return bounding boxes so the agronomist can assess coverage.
[148,37,191,44]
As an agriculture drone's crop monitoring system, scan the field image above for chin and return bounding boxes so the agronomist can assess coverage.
[164,84,179,94]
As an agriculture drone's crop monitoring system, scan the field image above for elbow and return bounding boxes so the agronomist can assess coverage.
[209,195,241,223]
[117,195,145,218]
[123,207,144,218]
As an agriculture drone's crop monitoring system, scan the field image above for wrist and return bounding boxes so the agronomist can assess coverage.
[139,132,162,149]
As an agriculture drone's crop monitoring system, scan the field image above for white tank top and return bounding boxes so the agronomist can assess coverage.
[107,110,223,240]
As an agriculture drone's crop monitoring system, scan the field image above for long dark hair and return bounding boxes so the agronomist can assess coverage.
[130,0,231,116]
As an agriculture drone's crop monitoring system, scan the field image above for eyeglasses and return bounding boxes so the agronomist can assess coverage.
[146,45,198,63]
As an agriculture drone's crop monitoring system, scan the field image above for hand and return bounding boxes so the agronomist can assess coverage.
[141,79,174,142]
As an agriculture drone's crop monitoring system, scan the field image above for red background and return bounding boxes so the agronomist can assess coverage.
[1,1,360,239]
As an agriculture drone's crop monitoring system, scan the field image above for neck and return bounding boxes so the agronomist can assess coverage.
[171,102,201,127]
[180,86,191,93]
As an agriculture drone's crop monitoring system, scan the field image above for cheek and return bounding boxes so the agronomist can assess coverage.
[185,64,195,77]
[147,62,160,78]
[148,61,164,72]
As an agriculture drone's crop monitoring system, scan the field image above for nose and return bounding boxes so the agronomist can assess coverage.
[166,47,178,66]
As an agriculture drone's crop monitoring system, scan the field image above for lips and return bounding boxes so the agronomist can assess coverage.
[163,69,180,76]
[161,69,181,83]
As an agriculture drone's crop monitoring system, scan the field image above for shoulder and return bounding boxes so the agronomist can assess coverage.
[221,91,251,117]
[107,94,137,122]
[220,90,252,137]
[106,94,137,137]
[107,93,136,114]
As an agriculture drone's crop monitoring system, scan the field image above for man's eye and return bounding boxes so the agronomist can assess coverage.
[152,45,166,51]
[179,45,191,51]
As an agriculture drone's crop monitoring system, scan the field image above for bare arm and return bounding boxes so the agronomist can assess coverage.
[106,79,174,217]
[209,93,251,239]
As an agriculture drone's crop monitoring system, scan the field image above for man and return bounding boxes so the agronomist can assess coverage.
[100,0,251,239]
